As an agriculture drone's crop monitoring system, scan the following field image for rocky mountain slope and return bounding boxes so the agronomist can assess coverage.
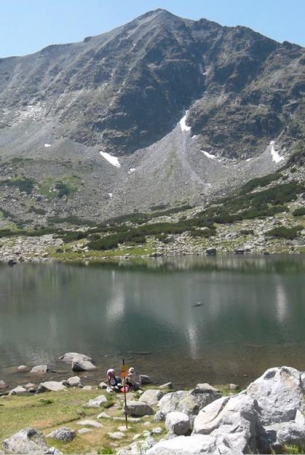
[0,9,305,226]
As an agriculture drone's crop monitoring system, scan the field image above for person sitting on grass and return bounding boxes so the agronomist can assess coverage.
[106,368,121,392]
[126,366,139,391]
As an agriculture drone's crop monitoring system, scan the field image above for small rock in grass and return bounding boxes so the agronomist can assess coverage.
[108,432,125,440]
[77,420,103,428]
[78,428,92,435]
[97,412,111,419]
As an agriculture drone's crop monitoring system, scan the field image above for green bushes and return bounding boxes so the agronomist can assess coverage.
[60,231,88,243]
[266,225,303,240]
[1,178,35,194]
[48,215,95,226]
[29,206,46,215]
[241,172,282,193]
[293,207,305,216]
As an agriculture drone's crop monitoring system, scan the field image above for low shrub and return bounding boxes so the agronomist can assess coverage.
[293,207,305,216]
[266,225,303,240]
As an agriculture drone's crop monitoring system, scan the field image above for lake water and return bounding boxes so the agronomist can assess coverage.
[1,255,305,390]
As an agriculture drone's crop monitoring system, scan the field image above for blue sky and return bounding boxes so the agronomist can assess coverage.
[0,0,304,58]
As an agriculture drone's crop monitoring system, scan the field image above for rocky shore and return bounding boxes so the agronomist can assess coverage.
[1,360,305,454]
[0,221,304,267]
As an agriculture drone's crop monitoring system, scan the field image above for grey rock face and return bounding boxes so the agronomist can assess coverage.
[2,428,48,454]
[47,427,76,442]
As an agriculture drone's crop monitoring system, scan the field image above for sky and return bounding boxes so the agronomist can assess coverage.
[0,0,304,58]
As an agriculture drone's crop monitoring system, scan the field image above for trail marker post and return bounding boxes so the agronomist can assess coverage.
[121,359,129,429]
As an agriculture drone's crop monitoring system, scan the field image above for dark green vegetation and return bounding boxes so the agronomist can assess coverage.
[0,178,35,194]
[266,226,303,240]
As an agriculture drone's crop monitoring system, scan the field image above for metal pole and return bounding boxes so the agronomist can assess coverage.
[123,358,128,429]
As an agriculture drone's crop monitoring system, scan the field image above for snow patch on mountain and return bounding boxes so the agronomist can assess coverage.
[180,112,191,132]
[100,151,121,168]
[270,141,284,164]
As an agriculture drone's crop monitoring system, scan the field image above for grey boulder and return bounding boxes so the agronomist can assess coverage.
[192,394,262,454]
[139,389,164,406]
[30,365,48,374]
[71,356,96,372]
[83,394,107,408]
[139,375,152,385]
[59,352,92,363]
[165,412,190,436]
[66,376,81,387]
[125,400,154,417]
[38,381,67,392]
[147,434,222,454]
[263,410,305,450]
[2,428,48,454]
[158,387,220,424]
[47,427,76,442]
[246,366,305,425]
[9,386,27,396]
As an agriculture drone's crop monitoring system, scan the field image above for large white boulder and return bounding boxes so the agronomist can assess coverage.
[147,434,227,454]
[246,366,304,425]
[139,389,164,406]
[158,387,220,423]
[2,428,48,454]
[59,352,92,363]
[193,394,262,453]
[39,381,67,392]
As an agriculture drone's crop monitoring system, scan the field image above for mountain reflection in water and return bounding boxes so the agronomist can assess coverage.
[1,254,305,388]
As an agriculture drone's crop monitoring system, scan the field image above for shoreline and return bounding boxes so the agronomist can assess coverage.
[1,230,305,266]
[1,366,305,454]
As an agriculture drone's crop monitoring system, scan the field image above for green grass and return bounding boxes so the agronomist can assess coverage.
[0,388,167,454]
[38,176,81,200]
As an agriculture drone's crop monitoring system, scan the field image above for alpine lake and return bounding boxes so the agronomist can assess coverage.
[1,254,305,390]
